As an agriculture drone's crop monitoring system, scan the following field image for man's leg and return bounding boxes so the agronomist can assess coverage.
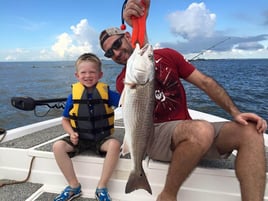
[215,122,266,201]
[157,120,215,201]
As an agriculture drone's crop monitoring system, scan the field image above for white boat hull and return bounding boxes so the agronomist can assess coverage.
[1,109,267,201]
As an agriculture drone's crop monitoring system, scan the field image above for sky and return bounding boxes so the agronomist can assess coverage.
[1,0,268,61]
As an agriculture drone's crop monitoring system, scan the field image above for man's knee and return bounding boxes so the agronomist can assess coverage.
[226,121,264,149]
[238,122,264,142]
[172,120,214,152]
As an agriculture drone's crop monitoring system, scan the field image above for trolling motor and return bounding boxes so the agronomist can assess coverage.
[11,96,67,117]
[0,97,67,142]
[11,96,67,111]
[11,96,37,111]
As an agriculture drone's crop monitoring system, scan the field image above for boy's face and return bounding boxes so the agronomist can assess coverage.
[75,61,103,89]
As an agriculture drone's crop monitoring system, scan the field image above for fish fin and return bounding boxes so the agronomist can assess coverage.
[120,139,130,156]
[125,169,152,194]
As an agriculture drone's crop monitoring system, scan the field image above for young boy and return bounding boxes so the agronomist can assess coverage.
[53,53,120,201]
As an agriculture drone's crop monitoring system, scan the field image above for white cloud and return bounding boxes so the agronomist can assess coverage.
[159,2,268,59]
[2,11,267,61]
[70,19,97,46]
[4,48,30,61]
[2,19,100,61]
[51,33,73,57]
[167,2,216,40]
[234,41,264,50]
[5,55,16,61]
[51,19,99,59]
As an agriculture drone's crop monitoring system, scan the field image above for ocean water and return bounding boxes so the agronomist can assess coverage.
[0,59,267,133]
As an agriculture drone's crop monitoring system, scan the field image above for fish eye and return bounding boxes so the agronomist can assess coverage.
[148,53,154,60]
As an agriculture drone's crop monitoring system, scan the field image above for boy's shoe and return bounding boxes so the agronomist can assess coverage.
[95,187,112,201]
[54,184,82,201]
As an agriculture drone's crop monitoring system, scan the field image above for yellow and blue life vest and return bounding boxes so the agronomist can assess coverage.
[69,82,114,141]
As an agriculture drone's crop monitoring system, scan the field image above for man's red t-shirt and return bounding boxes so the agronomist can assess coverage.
[116,48,195,123]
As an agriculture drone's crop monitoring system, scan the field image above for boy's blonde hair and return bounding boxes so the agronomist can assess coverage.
[75,53,102,72]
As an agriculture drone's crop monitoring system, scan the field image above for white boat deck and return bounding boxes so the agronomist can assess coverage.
[0,109,267,201]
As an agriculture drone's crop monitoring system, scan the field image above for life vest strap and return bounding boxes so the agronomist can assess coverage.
[69,112,114,122]
[73,124,114,135]
[73,99,109,105]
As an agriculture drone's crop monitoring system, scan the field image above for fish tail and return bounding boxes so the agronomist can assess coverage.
[125,169,152,194]
[120,141,129,156]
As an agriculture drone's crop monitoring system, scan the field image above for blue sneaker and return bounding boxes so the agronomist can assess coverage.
[54,184,82,201]
[95,188,112,201]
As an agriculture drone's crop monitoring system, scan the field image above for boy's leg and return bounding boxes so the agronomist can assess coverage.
[52,140,80,188]
[97,138,121,188]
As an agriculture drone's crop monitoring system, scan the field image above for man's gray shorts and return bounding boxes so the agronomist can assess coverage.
[147,120,227,162]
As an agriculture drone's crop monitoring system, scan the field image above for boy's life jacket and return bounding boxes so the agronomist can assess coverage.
[69,82,114,141]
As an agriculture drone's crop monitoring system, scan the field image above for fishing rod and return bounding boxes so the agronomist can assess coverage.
[189,37,231,61]
[11,96,67,116]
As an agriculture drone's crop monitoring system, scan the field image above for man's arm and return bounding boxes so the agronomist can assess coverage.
[186,69,267,133]
[186,69,240,117]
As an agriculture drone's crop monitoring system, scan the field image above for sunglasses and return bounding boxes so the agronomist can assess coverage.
[104,35,124,58]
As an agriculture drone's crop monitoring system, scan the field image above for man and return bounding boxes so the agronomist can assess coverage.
[99,0,267,200]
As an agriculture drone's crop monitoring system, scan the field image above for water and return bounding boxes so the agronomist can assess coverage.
[0,59,267,132]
